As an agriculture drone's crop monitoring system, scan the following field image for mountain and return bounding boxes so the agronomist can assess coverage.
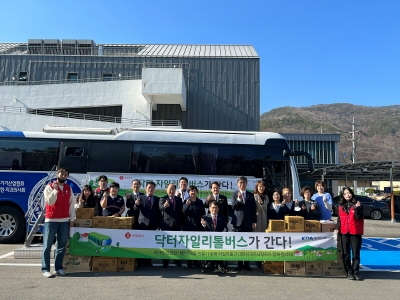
[260,103,400,163]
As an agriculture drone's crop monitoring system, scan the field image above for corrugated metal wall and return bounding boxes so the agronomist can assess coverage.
[0,55,260,131]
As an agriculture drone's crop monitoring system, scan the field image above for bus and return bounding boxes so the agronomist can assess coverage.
[87,232,112,253]
[0,127,314,243]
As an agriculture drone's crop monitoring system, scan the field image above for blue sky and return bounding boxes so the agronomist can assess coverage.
[1,0,400,114]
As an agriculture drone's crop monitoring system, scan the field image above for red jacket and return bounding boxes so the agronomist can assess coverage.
[338,205,364,235]
[45,183,72,220]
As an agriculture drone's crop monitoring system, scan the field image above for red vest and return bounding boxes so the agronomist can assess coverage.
[338,205,364,235]
[45,183,72,219]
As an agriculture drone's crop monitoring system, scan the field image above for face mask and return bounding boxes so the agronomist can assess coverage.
[58,178,66,183]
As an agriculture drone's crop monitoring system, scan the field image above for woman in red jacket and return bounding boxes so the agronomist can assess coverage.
[334,187,364,280]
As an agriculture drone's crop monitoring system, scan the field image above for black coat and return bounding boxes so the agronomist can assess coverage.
[202,214,228,232]
[126,192,144,217]
[182,198,206,231]
[204,194,229,224]
[298,199,320,220]
[159,195,183,230]
[267,203,287,220]
[133,194,161,230]
[231,191,257,229]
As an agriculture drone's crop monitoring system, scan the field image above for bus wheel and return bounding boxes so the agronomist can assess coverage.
[0,206,25,244]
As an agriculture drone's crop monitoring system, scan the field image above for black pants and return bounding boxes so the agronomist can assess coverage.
[234,223,252,267]
[340,233,362,274]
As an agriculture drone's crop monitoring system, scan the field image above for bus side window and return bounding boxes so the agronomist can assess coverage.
[65,147,85,157]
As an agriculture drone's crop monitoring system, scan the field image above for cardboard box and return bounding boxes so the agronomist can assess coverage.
[63,254,91,272]
[75,208,94,219]
[323,260,346,277]
[117,258,137,272]
[284,261,306,276]
[304,220,321,232]
[320,221,336,232]
[305,261,323,276]
[91,257,118,272]
[74,219,92,228]
[262,261,284,274]
[113,217,134,226]
[92,216,114,228]
[111,225,132,230]
[284,216,305,232]
[266,220,285,232]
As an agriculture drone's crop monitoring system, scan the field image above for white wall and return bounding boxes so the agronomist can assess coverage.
[142,68,186,110]
[0,80,151,129]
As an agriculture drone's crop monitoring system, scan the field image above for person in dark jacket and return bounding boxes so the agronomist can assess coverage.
[125,179,144,228]
[182,185,205,268]
[100,182,125,217]
[204,181,229,224]
[159,183,183,268]
[334,186,364,281]
[298,186,320,220]
[282,187,301,216]
[93,175,110,216]
[75,185,98,214]
[134,181,161,267]
[267,189,287,221]
[231,176,257,271]
[201,200,228,271]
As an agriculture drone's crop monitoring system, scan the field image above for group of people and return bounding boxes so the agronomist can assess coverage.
[42,168,364,281]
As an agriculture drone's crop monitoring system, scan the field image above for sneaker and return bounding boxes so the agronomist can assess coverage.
[354,273,361,281]
[347,272,355,280]
[42,271,54,278]
[54,269,67,276]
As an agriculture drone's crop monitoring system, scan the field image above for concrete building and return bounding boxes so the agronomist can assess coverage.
[0,40,260,131]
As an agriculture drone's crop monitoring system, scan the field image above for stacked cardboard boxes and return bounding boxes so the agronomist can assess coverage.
[62,254,92,272]
[266,220,285,232]
[262,261,284,274]
[263,216,340,277]
[284,216,304,232]
[112,217,134,229]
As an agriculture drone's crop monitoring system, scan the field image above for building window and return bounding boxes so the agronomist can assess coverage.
[103,73,113,81]
[67,73,78,82]
[19,71,28,81]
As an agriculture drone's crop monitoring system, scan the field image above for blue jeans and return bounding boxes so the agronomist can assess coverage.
[41,221,69,273]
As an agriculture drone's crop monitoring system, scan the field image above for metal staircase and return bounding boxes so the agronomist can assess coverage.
[14,166,57,258]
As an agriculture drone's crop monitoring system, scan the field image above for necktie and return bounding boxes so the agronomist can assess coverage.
[242,192,246,204]
[212,216,216,229]
[170,197,174,207]
[148,196,152,207]
[215,195,218,202]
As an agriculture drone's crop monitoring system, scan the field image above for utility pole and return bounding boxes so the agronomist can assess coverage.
[348,116,360,192]
[348,116,360,164]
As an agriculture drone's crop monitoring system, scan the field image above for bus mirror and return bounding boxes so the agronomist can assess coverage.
[283,150,315,174]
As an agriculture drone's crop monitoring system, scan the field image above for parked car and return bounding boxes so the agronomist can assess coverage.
[382,195,400,214]
[332,195,390,220]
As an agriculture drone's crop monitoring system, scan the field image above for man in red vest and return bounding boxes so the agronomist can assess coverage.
[41,168,75,278]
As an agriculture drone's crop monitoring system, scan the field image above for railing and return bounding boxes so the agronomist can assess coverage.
[0,75,141,86]
[0,45,146,57]
[0,105,182,127]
